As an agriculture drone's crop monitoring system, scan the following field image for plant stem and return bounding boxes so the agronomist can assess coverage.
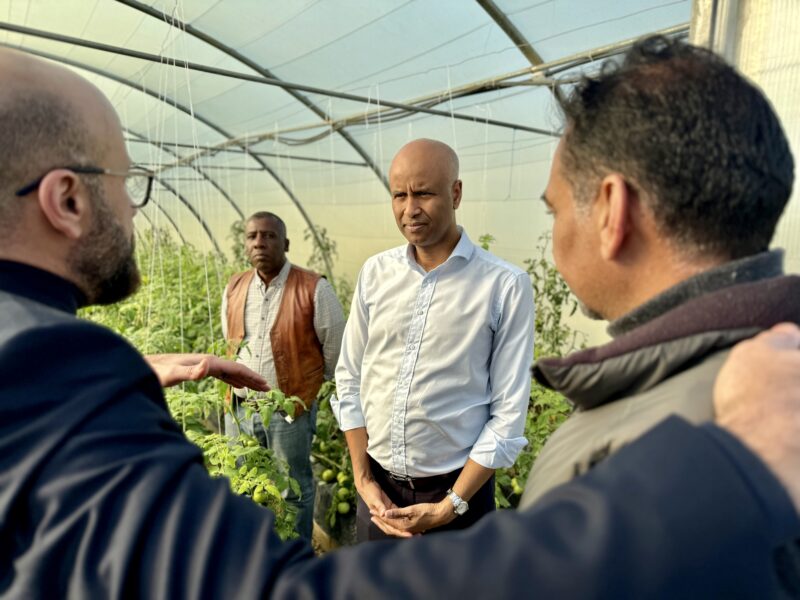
[311,452,341,469]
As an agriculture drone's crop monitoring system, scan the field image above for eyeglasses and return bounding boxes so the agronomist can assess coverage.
[15,165,155,208]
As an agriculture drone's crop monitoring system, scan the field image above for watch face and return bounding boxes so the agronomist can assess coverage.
[455,501,468,516]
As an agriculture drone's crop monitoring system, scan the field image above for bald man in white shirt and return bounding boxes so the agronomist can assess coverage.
[333,139,535,540]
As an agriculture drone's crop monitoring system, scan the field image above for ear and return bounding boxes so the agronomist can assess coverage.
[284,237,290,253]
[452,179,463,209]
[36,169,92,240]
[596,173,631,261]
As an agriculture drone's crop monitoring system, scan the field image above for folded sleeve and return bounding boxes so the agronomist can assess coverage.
[332,267,369,431]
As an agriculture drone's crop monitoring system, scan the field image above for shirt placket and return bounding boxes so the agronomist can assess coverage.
[257,284,273,374]
[390,272,437,476]
[245,282,262,374]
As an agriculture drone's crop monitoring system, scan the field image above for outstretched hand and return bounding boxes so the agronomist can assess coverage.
[144,353,270,390]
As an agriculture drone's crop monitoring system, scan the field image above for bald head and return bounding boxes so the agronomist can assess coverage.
[390,139,460,184]
[389,139,463,268]
[0,48,121,238]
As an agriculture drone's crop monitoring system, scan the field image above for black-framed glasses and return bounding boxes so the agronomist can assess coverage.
[15,165,155,208]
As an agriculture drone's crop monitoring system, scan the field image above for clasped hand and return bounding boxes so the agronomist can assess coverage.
[357,477,455,537]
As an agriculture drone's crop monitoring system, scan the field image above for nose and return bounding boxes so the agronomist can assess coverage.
[405,193,421,217]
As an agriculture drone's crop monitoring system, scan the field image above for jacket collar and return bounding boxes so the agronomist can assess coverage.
[534,270,800,410]
[0,259,86,314]
[609,250,784,337]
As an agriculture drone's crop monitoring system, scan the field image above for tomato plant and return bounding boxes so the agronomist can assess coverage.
[308,380,356,530]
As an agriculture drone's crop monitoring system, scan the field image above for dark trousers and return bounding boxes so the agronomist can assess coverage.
[356,456,495,542]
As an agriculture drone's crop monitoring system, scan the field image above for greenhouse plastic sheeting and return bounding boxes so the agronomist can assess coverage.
[0,0,695,279]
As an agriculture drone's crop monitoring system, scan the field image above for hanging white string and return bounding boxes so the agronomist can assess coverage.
[481,102,491,230]
[482,103,491,199]
[375,83,384,183]
[138,40,168,356]
[174,0,218,355]
[447,65,458,152]
[328,97,336,205]
[504,129,517,201]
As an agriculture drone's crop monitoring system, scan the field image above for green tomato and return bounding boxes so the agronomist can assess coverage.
[337,501,351,515]
[318,441,328,452]
[242,435,259,448]
[321,469,335,483]
[253,491,268,504]
[336,487,351,500]
[336,472,350,485]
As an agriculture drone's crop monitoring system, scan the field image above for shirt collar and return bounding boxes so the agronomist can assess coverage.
[404,226,475,270]
[255,260,292,291]
[0,260,87,314]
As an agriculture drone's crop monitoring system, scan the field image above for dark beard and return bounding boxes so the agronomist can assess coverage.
[68,191,141,306]
[90,239,140,305]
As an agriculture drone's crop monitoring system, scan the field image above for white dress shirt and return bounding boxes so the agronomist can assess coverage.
[333,229,534,477]
[221,261,345,398]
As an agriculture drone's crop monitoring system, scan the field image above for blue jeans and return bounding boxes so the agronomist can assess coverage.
[225,403,317,541]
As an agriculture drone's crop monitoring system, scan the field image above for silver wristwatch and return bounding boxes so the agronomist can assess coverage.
[446,488,469,516]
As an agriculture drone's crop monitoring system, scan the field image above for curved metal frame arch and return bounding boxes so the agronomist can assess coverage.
[118,0,390,193]
[140,197,189,246]
[136,205,190,247]
[476,0,565,104]
[125,128,244,219]
[155,177,223,255]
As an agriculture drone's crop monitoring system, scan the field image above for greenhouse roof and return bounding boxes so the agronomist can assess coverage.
[0,0,691,271]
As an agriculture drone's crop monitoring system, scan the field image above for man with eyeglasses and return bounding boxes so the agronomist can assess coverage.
[2,46,800,599]
[4,69,258,389]
[15,164,154,208]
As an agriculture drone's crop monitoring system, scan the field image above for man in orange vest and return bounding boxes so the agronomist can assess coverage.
[222,211,345,540]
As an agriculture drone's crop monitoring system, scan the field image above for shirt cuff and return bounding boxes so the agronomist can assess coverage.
[329,393,366,431]
[468,425,529,469]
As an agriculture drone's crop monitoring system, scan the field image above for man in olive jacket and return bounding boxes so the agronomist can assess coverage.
[522,36,797,505]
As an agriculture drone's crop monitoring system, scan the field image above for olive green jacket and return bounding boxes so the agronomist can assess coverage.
[521,259,800,508]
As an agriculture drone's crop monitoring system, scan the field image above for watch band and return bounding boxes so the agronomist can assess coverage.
[446,488,469,516]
